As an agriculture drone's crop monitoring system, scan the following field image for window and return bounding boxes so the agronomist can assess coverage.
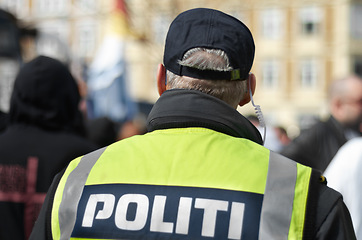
[261,8,284,39]
[75,0,97,11]
[0,60,19,112]
[77,23,96,58]
[350,4,362,39]
[262,59,279,88]
[36,23,70,62]
[37,33,64,59]
[300,59,317,88]
[353,56,362,77]
[299,7,322,36]
[34,0,68,16]
[1,0,29,17]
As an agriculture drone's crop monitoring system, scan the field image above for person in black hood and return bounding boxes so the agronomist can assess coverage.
[9,55,87,136]
[0,55,98,240]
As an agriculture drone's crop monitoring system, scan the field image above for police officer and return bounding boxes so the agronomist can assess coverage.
[30,8,356,240]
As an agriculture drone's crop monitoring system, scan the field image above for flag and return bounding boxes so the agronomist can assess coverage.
[86,0,137,123]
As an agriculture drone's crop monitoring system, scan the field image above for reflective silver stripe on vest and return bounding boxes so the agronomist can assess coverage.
[58,147,106,240]
[259,151,298,239]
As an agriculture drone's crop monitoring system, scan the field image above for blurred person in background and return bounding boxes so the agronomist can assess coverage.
[247,115,287,153]
[324,137,362,239]
[0,9,20,133]
[281,75,362,172]
[85,0,138,128]
[0,8,38,133]
[30,8,355,240]
[83,0,146,147]
[274,126,291,152]
[0,56,98,240]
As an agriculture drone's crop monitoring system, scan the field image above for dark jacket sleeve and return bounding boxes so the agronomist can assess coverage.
[314,182,356,240]
[29,169,65,240]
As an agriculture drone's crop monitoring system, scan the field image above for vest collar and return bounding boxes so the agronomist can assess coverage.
[147,89,263,145]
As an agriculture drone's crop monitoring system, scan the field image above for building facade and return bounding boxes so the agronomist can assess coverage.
[1,0,362,135]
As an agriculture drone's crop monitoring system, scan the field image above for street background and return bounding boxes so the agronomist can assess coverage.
[1,0,362,138]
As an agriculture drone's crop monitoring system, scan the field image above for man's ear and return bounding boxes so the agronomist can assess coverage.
[157,63,167,96]
[239,73,256,107]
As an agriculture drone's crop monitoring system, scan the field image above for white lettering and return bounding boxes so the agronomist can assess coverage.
[81,193,246,239]
[115,194,149,230]
[194,198,229,237]
[228,202,245,239]
[82,194,115,227]
[150,195,174,233]
[175,197,193,235]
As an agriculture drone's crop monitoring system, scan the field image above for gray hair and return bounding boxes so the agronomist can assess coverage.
[166,48,248,108]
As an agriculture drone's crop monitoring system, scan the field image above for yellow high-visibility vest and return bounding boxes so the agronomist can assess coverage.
[51,127,311,240]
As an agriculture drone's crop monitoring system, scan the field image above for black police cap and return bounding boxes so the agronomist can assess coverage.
[163,8,255,81]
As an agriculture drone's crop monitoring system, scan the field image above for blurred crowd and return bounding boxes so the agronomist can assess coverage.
[0,6,362,240]
[0,8,149,239]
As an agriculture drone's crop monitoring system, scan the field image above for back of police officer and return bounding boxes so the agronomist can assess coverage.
[30,8,355,240]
